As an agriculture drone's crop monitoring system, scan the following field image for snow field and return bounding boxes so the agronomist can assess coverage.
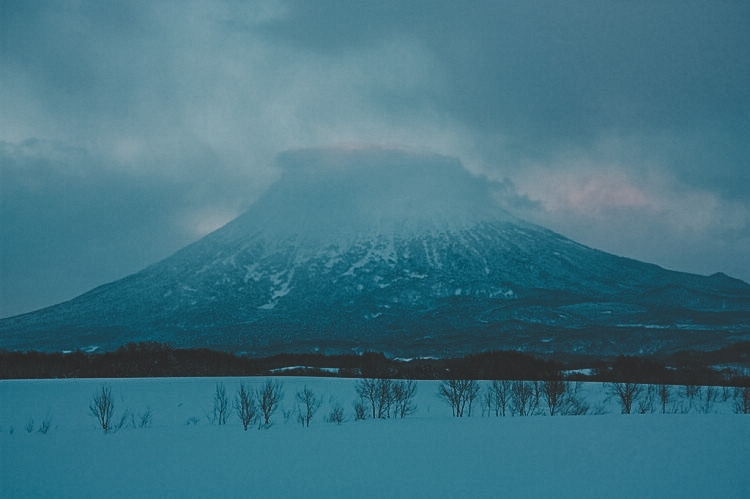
[1,377,748,498]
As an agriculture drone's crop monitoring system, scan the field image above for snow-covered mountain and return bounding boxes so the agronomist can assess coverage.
[2,149,749,355]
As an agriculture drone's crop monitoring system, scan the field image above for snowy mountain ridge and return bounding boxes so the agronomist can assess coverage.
[1,149,749,355]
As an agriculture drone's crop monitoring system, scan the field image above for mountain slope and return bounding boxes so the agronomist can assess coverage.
[2,149,749,355]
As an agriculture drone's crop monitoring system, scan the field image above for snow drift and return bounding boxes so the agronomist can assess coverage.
[1,377,748,498]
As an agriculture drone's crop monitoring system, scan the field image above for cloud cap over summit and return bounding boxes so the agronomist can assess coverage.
[240,147,515,243]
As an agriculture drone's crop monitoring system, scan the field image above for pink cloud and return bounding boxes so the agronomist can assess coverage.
[564,176,650,214]
[516,168,654,217]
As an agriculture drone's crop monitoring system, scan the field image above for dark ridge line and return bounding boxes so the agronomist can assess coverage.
[1,341,748,386]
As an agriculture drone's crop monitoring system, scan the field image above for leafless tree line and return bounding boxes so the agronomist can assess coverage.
[735,385,750,414]
[220,380,350,429]
[438,379,481,417]
[354,378,418,420]
[84,376,749,434]
[210,379,285,429]
[439,377,749,417]
[220,378,417,427]
[605,381,750,414]
[439,378,589,418]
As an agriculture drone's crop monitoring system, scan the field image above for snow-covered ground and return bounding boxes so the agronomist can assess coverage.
[1,377,748,498]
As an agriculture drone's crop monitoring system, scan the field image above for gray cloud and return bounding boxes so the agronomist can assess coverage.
[1,1,748,316]
[262,2,749,135]
[0,139,259,316]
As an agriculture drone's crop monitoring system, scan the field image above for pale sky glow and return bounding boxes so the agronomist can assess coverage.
[1,1,748,317]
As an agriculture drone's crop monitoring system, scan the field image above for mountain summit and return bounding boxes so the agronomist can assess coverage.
[2,148,749,355]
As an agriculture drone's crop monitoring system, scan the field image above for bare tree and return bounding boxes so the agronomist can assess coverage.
[327,402,345,424]
[532,381,543,414]
[481,387,493,417]
[486,380,511,417]
[658,384,671,414]
[734,385,750,414]
[467,380,480,416]
[539,378,589,416]
[211,383,231,425]
[438,379,462,417]
[510,381,537,416]
[295,385,321,428]
[684,384,702,399]
[438,379,479,417]
[115,409,132,431]
[90,384,115,433]
[392,379,417,419]
[38,414,52,434]
[234,383,257,431]
[355,378,379,419]
[721,385,733,403]
[683,384,702,412]
[607,382,643,414]
[637,384,657,414]
[376,378,393,419]
[127,407,153,429]
[700,386,718,414]
[541,378,567,416]
[353,399,368,421]
[355,378,395,419]
[559,381,590,416]
[257,379,283,428]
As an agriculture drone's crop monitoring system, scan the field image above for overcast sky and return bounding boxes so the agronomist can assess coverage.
[1,1,749,317]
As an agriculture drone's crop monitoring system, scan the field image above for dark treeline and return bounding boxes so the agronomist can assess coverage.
[0,341,748,386]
